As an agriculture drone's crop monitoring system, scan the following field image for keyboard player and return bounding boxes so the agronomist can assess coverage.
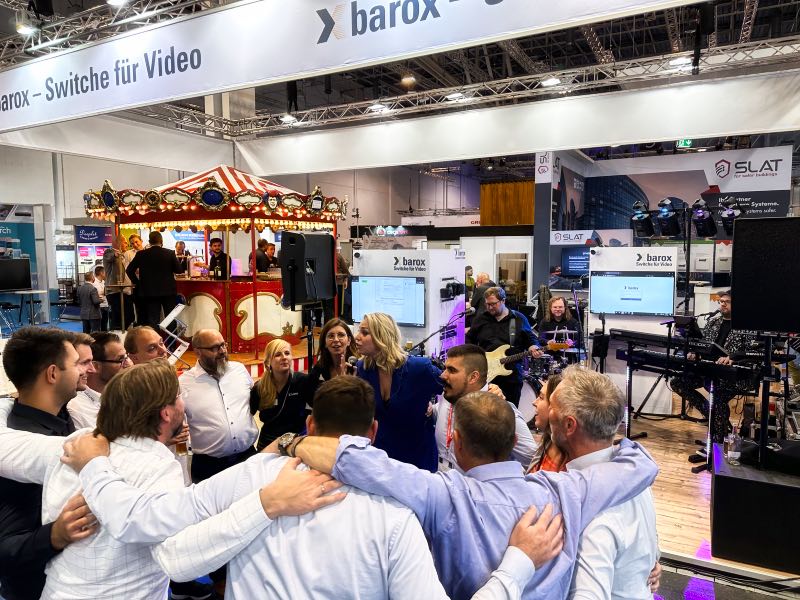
[669,290,757,455]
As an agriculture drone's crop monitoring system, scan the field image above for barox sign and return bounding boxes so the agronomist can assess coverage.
[0,0,702,132]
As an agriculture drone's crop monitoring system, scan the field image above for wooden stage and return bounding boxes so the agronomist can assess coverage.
[184,347,799,582]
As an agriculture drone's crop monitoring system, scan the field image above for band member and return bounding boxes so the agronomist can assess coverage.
[537,297,580,348]
[670,290,756,454]
[466,287,542,407]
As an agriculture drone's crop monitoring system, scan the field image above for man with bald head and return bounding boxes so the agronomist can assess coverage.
[180,329,257,483]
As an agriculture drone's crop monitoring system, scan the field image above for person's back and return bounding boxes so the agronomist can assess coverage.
[77,281,100,321]
[224,454,440,599]
[40,431,183,599]
[569,450,658,600]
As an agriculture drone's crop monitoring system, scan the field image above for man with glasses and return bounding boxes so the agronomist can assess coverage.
[67,332,132,429]
[180,329,257,483]
[670,290,757,455]
[466,287,543,407]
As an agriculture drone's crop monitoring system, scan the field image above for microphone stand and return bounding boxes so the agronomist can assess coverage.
[409,309,470,356]
[571,285,585,366]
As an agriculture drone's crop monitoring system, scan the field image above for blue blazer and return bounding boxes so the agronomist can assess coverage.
[357,355,443,472]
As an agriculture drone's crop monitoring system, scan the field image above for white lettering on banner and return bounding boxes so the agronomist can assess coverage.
[0,0,702,132]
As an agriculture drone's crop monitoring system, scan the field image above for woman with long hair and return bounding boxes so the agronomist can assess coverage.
[303,318,358,406]
[250,338,309,450]
[355,312,442,471]
[528,373,567,473]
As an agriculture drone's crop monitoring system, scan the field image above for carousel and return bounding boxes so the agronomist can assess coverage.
[84,165,347,359]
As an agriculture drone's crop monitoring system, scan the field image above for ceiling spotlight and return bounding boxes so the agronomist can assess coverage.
[279,114,297,124]
[15,12,38,36]
[668,56,692,66]
[107,0,128,6]
[445,92,466,102]
[368,102,388,112]
[400,73,417,88]
[541,77,561,87]
[631,200,655,238]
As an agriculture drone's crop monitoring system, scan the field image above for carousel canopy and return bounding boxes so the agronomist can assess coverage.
[84,165,346,229]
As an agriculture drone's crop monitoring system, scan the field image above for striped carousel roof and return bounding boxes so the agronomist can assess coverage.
[155,165,302,197]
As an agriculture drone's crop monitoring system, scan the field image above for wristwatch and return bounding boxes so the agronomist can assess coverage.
[277,432,297,456]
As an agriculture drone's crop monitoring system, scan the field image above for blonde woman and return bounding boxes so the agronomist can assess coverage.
[249,338,309,450]
[355,313,442,471]
[527,373,566,474]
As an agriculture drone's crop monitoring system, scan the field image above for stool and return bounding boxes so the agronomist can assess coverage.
[50,300,69,323]
[0,302,20,334]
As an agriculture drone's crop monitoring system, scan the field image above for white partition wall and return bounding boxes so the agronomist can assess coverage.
[351,249,466,356]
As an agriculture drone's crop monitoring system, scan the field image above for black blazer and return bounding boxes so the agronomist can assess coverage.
[126,246,184,297]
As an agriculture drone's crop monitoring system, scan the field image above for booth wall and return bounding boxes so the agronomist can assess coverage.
[0,146,54,205]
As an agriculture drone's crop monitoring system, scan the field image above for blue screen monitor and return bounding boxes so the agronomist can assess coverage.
[589,271,675,317]
[351,276,426,328]
[561,247,591,277]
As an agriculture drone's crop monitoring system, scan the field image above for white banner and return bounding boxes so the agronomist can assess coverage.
[401,214,480,227]
[0,0,702,132]
[590,246,678,273]
[550,228,633,246]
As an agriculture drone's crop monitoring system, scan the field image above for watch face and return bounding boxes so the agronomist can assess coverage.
[278,432,296,447]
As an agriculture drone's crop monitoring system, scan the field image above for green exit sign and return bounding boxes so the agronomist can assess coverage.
[676,139,693,149]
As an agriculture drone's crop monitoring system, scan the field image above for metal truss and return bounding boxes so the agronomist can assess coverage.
[740,0,760,44]
[664,8,682,53]
[128,34,800,138]
[497,39,548,75]
[580,25,615,64]
[0,0,207,68]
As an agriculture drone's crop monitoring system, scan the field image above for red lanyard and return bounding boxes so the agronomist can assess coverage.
[445,403,455,449]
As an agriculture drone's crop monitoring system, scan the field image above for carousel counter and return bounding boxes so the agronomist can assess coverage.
[176,277,301,353]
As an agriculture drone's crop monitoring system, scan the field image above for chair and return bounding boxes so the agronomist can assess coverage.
[0,302,20,335]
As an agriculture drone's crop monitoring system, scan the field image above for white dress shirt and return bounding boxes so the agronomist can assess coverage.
[91,279,108,308]
[435,385,537,472]
[179,361,257,457]
[0,402,270,600]
[567,446,659,600]
[77,452,535,600]
[66,387,102,430]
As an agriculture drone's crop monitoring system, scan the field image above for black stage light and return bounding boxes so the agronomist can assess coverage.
[720,197,743,236]
[691,198,717,237]
[656,198,682,237]
[631,200,655,238]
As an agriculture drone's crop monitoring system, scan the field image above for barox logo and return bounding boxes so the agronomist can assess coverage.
[318,0,441,43]
[635,252,673,267]
[394,256,426,267]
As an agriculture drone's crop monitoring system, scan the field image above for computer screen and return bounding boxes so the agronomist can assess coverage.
[0,258,32,292]
[561,247,591,277]
[351,276,426,328]
[589,271,675,316]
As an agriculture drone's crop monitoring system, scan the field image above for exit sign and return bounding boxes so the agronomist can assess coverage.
[676,139,693,149]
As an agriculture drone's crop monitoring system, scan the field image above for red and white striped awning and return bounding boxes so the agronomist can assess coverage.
[155,165,302,198]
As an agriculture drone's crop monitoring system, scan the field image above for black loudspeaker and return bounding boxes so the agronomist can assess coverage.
[279,231,335,308]
[699,3,715,35]
[731,217,800,333]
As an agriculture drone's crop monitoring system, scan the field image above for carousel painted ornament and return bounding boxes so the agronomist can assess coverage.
[194,179,230,211]
[101,180,118,211]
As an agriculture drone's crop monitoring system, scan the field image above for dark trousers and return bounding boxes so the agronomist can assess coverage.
[190,446,257,583]
[493,374,524,407]
[107,293,134,330]
[82,319,101,333]
[141,295,177,330]
[99,307,109,331]
[671,374,735,443]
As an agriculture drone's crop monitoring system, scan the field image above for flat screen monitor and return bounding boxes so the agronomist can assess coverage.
[589,271,675,317]
[0,258,32,292]
[561,247,591,277]
[351,276,426,328]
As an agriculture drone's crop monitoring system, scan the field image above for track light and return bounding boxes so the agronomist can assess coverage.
[15,11,38,35]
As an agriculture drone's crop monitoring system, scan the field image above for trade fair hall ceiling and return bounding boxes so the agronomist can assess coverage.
[2,0,800,144]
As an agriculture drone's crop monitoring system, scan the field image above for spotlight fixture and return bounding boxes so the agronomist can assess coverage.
[368,102,388,112]
[691,198,717,237]
[541,77,561,87]
[279,114,297,125]
[631,200,655,238]
[15,11,38,35]
[400,73,417,88]
[719,197,744,236]
[107,0,128,6]
[668,56,692,66]
[656,198,682,236]
[445,92,465,101]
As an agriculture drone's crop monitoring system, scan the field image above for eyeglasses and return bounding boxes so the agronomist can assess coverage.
[485,300,501,307]
[196,342,227,352]
[94,354,130,365]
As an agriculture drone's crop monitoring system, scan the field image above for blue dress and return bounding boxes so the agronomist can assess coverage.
[356,355,443,472]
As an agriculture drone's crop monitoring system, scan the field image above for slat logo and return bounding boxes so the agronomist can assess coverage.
[317,0,506,43]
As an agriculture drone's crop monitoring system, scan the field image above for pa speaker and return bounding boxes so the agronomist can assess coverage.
[731,217,800,333]
[279,231,336,308]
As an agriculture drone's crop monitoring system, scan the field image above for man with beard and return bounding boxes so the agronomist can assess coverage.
[180,329,257,483]
[435,344,536,472]
[0,328,97,600]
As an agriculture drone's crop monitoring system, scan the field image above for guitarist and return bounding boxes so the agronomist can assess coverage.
[466,287,543,407]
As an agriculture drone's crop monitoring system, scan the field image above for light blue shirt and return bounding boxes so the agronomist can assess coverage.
[333,437,658,600]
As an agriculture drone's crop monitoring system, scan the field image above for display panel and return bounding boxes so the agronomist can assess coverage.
[589,271,675,316]
[351,276,426,328]
[0,258,32,292]
[561,247,591,277]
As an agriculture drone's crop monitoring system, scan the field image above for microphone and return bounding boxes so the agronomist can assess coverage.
[346,355,358,373]
[463,307,476,316]
[696,309,720,318]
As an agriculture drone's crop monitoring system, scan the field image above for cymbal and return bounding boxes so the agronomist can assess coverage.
[543,330,578,335]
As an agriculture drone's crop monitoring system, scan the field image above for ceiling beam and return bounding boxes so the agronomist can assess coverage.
[580,25,615,64]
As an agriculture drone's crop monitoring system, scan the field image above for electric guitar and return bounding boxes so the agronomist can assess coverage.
[485,340,568,382]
